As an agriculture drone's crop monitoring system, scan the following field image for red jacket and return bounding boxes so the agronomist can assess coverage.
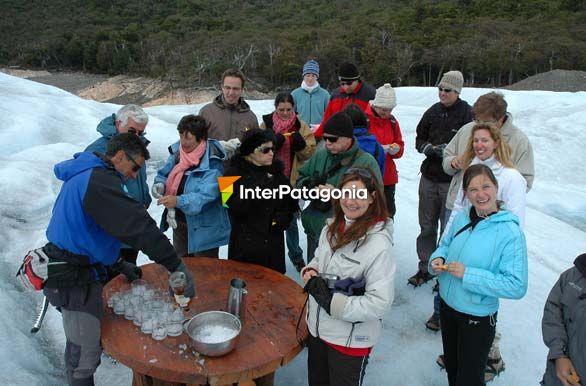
[314,81,376,138]
[365,104,404,185]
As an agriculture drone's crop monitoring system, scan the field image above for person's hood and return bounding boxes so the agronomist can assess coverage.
[473,209,521,227]
[213,93,252,113]
[53,152,108,182]
[96,114,150,146]
[574,253,586,278]
[96,114,117,138]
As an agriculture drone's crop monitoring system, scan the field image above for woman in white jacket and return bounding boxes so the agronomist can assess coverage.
[443,122,527,235]
[301,167,395,386]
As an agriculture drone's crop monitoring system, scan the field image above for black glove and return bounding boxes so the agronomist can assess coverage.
[274,133,286,151]
[111,257,142,282]
[304,276,333,315]
[173,261,195,298]
[291,131,306,152]
[421,142,434,157]
[434,143,447,157]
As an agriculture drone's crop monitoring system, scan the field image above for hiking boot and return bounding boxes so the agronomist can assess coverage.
[292,260,306,273]
[425,312,441,332]
[436,354,445,370]
[407,270,434,287]
[485,357,505,382]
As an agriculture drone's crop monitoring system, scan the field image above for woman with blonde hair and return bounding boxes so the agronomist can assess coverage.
[444,122,526,234]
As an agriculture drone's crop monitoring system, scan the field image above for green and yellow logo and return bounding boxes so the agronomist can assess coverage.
[217,176,241,207]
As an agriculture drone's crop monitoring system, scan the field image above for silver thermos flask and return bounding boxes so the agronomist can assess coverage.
[226,278,247,323]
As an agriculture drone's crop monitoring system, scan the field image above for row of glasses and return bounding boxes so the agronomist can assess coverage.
[106,279,186,340]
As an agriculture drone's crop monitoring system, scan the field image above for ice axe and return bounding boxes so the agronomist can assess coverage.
[31,295,49,334]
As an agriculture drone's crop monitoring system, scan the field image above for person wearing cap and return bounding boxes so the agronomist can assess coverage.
[296,112,382,262]
[199,68,259,156]
[260,92,317,272]
[292,59,331,128]
[365,83,405,219]
[313,62,376,139]
[541,253,586,386]
[410,70,474,288]
[223,128,298,275]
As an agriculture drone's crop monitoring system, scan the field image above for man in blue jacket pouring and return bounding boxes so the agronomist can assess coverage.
[43,133,194,386]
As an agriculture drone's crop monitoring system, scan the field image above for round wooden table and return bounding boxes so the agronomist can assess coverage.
[101,258,308,386]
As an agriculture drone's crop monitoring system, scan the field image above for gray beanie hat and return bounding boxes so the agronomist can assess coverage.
[439,70,464,94]
[370,83,397,110]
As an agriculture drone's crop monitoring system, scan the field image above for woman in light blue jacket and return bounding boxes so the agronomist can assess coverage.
[154,115,230,258]
[429,164,528,386]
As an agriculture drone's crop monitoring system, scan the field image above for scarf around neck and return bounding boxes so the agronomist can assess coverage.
[301,80,319,92]
[166,140,207,196]
[272,111,296,177]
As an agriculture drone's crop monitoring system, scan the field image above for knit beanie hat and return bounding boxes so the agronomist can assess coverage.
[302,60,320,77]
[338,62,360,81]
[439,70,464,94]
[239,128,274,156]
[323,112,354,138]
[371,83,397,110]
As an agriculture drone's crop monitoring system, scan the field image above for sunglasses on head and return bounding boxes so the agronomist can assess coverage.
[256,146,274,154]
[323,135,339,143]
[438,87,454,93]
[128,127,146,136]
[344,167,374,179]
[124,151,141,172]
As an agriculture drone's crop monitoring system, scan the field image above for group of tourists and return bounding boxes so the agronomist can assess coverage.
[37,59,583,386]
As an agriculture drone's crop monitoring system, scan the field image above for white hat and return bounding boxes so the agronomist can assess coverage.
[439,70,464,94]
[370,83,396,110]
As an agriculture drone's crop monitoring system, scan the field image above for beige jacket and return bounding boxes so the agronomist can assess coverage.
[443,113,534,210]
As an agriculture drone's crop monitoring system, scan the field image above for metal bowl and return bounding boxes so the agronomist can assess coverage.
[183,311,241,357]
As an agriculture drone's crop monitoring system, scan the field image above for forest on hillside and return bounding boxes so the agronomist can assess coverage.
[1,0,585,90]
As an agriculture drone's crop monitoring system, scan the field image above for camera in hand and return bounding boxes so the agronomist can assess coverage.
[319,273,340,290]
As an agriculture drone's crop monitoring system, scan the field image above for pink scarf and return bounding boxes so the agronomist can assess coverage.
[166,140,207,196]
[272,111,296,177]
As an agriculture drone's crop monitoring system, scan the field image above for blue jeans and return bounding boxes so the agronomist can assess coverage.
[286,213,304,263]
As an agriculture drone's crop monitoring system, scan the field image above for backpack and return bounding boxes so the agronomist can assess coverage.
[16,247,66,290]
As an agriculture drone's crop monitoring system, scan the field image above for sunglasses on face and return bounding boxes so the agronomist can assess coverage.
[256,146,274,154]
[438,87,454,93]
[127,127,146,136]
[323,135,339,143]
[124,151,141,172]
[339,80,355,86]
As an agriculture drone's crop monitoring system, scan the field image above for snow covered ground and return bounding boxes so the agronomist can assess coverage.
[1,72,585,385]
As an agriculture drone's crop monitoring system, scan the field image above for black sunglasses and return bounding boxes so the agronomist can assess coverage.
[323,135,339,143]
[128,128,146,136]
[256,146,274,154]
[438,87,454,93]
[339,80,355,86]
[124,151,141,172]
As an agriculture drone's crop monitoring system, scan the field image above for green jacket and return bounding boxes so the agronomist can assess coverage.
[296,140,382,239]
